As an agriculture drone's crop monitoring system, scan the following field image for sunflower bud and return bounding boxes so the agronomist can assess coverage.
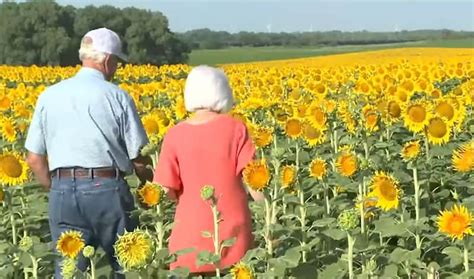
[200,185,215,201]
[83,246,95,258]
[364,258,377,275]
[140,143,158,157]
[338,209,359,231]
[19,236,33,252]
[61,258,77,279]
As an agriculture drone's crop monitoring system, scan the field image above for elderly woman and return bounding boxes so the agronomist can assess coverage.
[153,65,263,275]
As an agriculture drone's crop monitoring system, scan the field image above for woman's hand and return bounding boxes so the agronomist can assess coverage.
[246,186,264,202]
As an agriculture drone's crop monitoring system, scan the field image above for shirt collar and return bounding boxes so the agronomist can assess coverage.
[76,67,106,80]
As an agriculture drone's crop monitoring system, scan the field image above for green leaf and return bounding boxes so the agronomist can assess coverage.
[201,231,212,238]
[442,246,463,267]
[175,247,195,256]
[318,261,346,279]
[196,250,213,267]
[221,237,236,248]
[322,228,346,241]
[381,264,399,277]
[389,248,421,264]
[373,217,408,237]
[312,217,336,228]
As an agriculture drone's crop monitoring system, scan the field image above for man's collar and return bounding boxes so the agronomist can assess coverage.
[77,67,105,80]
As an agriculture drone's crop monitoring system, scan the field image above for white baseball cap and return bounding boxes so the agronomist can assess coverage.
[83,27,127,61]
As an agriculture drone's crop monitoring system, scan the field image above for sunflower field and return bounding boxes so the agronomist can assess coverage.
[0,48,473,278]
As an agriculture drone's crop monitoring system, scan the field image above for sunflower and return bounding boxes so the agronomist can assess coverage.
[362,105,379,132]
[114,229,154,271]
[452,140,474,172]
[437,204,473,240]
[426,117,450,145]
[403,101,431,133]
[306,104,327,128]
[0,95,11,111]
[137,183,161,207]
[434,98,457,125]
[356,196,378,220]
[280,165,296,188]
[175,96,188,120]
[141,113,162,141]
[302,121,326,146]
[56,230,85,259]
[250,125,273,148]
[367,171,400,211]
[284,118,303,139]
[0,151,29,186]
[401,140,421,161]
[335,148,358,177]
[230,262,255,279]
[243,159,271,191]
[0,117,17,143]
[309,158,327,180]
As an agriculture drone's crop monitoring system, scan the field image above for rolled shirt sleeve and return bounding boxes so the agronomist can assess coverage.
[25,97,47,155]
[121,95,149,160]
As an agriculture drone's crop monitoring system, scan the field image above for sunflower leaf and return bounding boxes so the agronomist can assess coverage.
[442,246,463,267]
[201,231,212,238]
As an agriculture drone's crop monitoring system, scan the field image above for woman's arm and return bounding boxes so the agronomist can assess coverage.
[161,186,178,201]
[245,184,264,201]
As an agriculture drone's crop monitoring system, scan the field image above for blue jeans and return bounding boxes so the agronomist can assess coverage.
[49,176,138,278]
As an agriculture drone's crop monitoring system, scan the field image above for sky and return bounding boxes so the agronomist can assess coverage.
[56,0,474,33]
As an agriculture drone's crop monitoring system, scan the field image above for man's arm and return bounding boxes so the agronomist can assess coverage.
[26,152,51,190]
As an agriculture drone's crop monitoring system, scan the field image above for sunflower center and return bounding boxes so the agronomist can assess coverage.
[379,180,397,200]
[143,119,160,135]
[1,155,22,178]
[304,125,321,139]
[311,163,326,177]
[286,119,302,136]
[435,102,454,120]
[448,215,466,234]
[428,118,447,138]
[388,101,401,118]
[408,105,426,123]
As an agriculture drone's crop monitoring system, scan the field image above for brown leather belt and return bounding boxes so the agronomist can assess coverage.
[51,167,124,179]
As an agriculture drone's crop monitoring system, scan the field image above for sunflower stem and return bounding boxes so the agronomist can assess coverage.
[464,239,470,273]
[324,186,330,215]
[89,256,96,279]
[299,189,307,263]
[211,202,221,277]
[424,136,430,162]
[155,203,164,250]
[271,165,279,225]
[8,190,17,246]
[413,167,421,227]
[347,232,355,279]
[264,196,273,260]
[358,182,365,234]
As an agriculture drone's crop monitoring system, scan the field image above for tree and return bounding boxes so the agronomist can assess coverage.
[0,1,190,66]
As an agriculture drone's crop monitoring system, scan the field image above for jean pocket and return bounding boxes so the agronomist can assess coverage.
[48,189,64,223]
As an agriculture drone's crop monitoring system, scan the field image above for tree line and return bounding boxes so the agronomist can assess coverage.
[1,1,473,66]
[0,1,190,66]
[178,28,474,50]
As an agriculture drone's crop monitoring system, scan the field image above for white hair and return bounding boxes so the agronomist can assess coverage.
[184,65,234,113]
[78,36,107,63]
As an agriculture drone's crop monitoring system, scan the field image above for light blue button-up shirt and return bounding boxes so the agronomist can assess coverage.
[25,67,149,173]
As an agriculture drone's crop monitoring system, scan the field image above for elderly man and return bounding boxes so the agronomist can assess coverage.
[25,27,152,278]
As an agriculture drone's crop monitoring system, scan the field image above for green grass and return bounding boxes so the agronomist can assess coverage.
[188,38,474,65]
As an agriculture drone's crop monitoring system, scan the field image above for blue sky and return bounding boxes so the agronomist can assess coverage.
[57,0,474,33]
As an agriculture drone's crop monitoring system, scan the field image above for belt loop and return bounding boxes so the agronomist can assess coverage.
[115,168,119,180]
[57,168,61,180]
[71,168,75,182]
[88,168,93,180]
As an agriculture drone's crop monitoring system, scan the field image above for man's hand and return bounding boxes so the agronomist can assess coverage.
[132,155,154,185]
[26,152,51,190]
